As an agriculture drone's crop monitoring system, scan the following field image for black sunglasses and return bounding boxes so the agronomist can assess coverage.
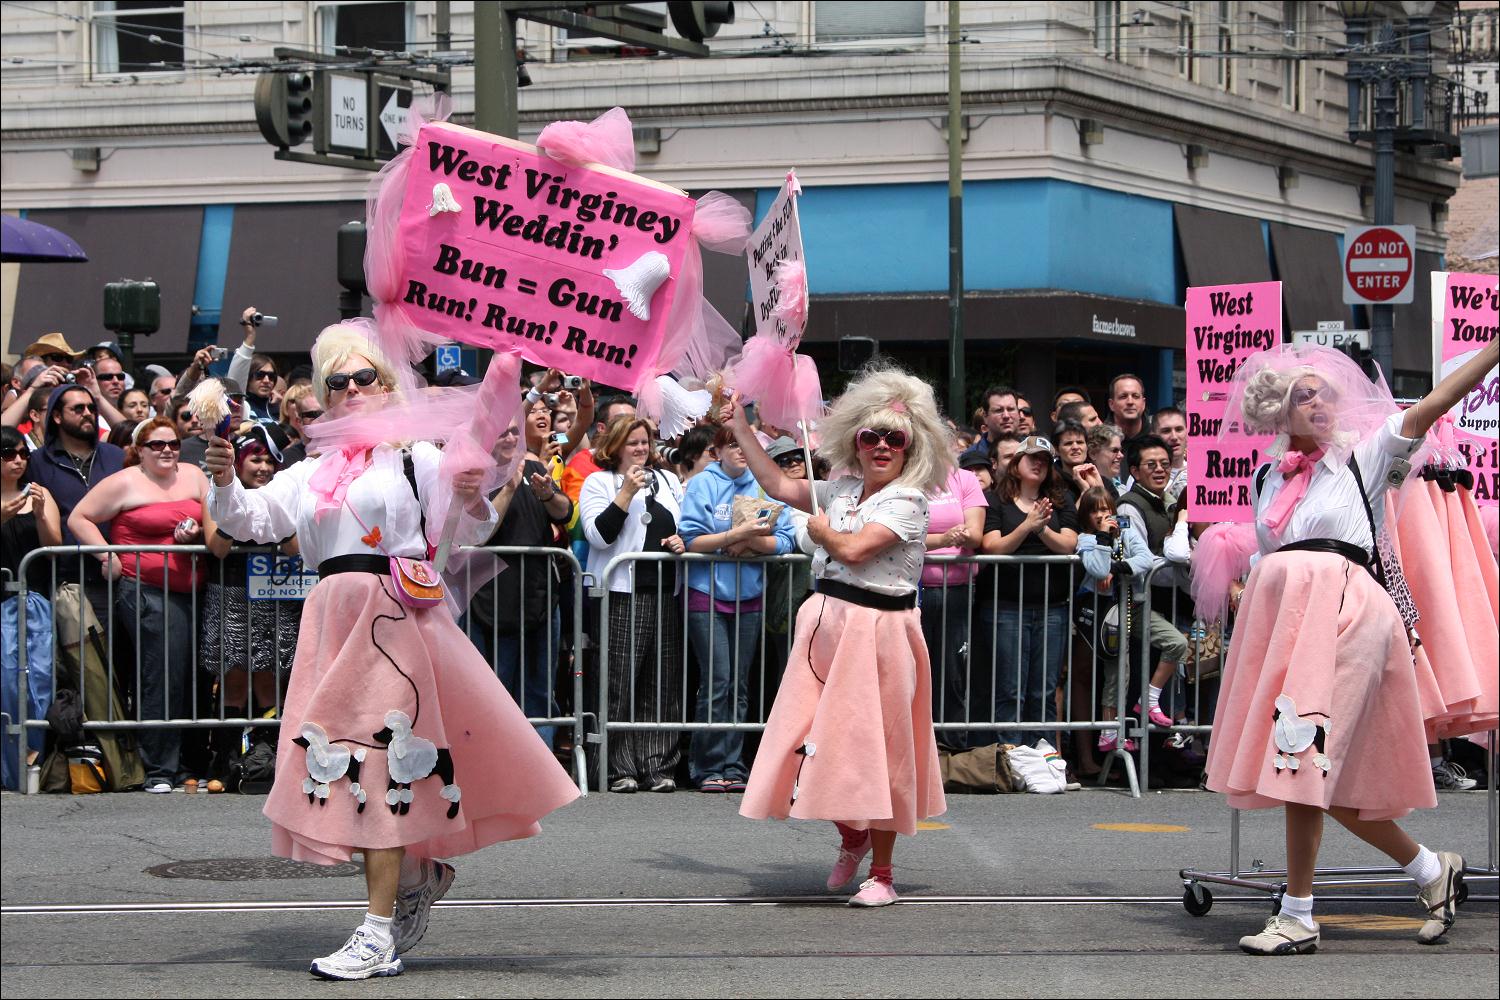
[0,447,25,461]
[324,368,379,392]
[1019,407,1033,416]
[299,408,324,422]
[250,368,278,381]
[176,410,195,422]
[66,403,98,415]
[141,439,182,453]
[95,372,127,382]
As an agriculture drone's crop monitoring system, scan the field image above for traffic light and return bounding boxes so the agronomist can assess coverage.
[103,280,161,335]
[254,71,315,148]
[667,1,735,42]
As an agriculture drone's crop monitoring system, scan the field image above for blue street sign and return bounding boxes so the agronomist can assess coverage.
[435,344,461,372]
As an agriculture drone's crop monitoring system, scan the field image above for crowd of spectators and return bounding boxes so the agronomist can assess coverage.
[11,315,1469,796]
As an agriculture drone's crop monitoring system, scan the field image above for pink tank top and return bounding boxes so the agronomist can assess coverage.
[111,498,205,592]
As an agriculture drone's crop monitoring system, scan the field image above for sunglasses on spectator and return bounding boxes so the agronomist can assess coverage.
[151,386,173,396]
[66,403,98,415]
[250,369,277,381]
[499,427,521,439]
[141,439,182,453]
[299,408,324,421]
[325,368,379,392]
[95,372,127,382]
[0,448,25,461]
[40,353,72,366]
[774,453,805,467]
[856,427,908,451]
[176,410,194,422]
[1019,407,1033,416]
[1138,459,1171,471]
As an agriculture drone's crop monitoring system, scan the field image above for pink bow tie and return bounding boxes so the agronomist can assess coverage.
[1260,448,1324,538]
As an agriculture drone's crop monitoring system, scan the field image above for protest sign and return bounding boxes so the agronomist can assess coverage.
[1185,280,1281,521]
[747,172,807,342]
[1436,271,1499,505]
[246,553,319,601]
[391,121,699,392]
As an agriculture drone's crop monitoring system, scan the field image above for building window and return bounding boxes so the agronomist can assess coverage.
[1282,1,1304,110]
[91,1,184,75]
[1178,9,1197,82]
[1216,1,1234,92]
[316,1,411,55]
[814,1,924,43]
[1094,1,1122,60]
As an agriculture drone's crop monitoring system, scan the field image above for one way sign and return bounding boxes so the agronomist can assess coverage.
[375,79,412,160]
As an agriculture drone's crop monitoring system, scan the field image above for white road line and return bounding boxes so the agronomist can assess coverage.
[1,893,1423,917]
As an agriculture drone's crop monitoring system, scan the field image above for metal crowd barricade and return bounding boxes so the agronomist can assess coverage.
[1140,565,1500,914]
[447,543,589,794]
[10,542,592,796]
[1134,562,1215,793]
[593,551,1140,797]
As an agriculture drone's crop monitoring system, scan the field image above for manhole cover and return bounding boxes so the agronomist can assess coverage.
[144,858,364,881]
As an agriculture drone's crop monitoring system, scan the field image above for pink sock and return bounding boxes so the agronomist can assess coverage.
[868,863,893,884]
[835,822,867,850]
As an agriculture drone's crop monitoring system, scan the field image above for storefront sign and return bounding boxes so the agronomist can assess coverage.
[1185,280,1281,521]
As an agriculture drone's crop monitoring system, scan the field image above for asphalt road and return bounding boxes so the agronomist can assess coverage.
[2,787,1496,997]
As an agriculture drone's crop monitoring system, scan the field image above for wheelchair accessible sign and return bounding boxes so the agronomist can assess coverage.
[246,554,318,600]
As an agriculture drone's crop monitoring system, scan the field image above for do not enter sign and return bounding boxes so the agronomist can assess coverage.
[1342,224,1415,305]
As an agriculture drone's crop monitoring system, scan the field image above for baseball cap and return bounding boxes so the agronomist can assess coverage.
[1017,435,1054,457]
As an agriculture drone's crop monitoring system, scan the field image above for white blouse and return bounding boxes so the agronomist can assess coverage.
[1253,412,1421,557]
[578,467,685,594]
[811,477,930,596]
[207,441,498,571]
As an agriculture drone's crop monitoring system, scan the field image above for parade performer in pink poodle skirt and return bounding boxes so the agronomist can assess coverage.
[205,323,578,980]
[721,363,952,907]
[1204,336,1498,955]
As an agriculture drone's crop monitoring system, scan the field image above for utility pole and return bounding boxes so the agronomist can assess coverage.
[474,2,519,138]
[946,0,965,419]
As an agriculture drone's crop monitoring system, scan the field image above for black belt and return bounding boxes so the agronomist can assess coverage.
[1276,538,1371,568]
[317,554,391,578]
[813,578,917,611]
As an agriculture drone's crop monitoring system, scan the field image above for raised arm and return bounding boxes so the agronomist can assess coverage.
[718,392,814,512]
[1401,336,1499,440]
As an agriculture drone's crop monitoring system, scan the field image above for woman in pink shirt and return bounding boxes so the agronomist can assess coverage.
[920,466,987,748]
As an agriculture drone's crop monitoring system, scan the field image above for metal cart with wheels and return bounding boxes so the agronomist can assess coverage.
[1180,739,1499,916]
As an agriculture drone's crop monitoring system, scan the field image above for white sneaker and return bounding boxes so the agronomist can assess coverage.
[1432,761,1477,791]
[1416,851,1465,945]
[309,927,404,980]
[1238,913,1319,955]
[393,860,456,955]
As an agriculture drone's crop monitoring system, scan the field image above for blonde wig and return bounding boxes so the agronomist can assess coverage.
[1237,362,1355,456]
[310,322,402,408]
[817,362,954,495]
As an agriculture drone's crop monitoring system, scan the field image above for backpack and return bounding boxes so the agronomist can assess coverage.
[37,690,108,794]
[47,584,146,791]
[229,731,277,795]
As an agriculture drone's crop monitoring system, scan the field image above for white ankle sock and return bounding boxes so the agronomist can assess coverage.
[398,855,429,890]
[362,911,394,947]
[1148,685,1163,710]
[1279,893,1316,930]
[1405,845,1441,886]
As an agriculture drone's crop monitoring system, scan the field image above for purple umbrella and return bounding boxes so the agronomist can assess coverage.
[1,215,88,263]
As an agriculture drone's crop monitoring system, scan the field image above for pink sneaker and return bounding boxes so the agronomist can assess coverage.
[827,833,871,890]
[1136,703,1175,728]
[848,877,899,907]
[1097,730,1118,753]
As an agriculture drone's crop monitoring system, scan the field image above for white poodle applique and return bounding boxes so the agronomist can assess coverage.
[1271,695,1332,775]
[374,710,462,819]
[293,723,369,810]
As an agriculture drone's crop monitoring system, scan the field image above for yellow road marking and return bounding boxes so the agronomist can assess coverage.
[917,821,951,830]
[1091,822,1191,833]
[1317,914,1424,932]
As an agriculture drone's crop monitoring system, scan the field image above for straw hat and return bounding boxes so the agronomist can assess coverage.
[22,332,82,360]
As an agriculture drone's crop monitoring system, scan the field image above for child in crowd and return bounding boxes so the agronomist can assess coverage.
[1074,487,1152,752]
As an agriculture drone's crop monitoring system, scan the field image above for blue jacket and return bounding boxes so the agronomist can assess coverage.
[678,462,796,602]
[23,386,126,546]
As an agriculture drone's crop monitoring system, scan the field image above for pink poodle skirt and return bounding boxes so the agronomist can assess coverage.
[1390,483,1499,740]
[1205,549,1436,821]
[265,572,579,864]
[739,593,946,836]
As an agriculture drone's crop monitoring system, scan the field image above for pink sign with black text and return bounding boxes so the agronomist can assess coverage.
[1186,281,1282,522]
[1438,272,1499,506]
[391,121,699,393]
